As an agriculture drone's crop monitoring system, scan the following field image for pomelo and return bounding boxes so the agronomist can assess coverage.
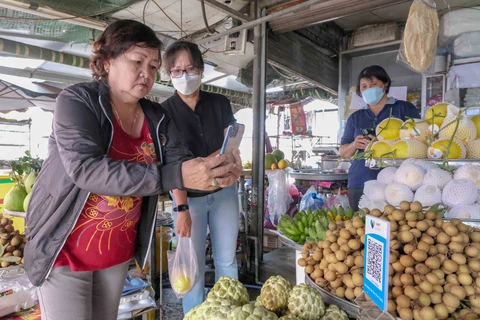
[272,149,285,161]
[25,171,37,194]
[23,192,32,212]
[4,185,27,212]
[265,153,278,169]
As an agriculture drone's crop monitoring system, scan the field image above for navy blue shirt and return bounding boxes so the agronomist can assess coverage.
[341,98,420,188]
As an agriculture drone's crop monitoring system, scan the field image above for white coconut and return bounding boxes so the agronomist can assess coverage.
[414,160,438,172]
[414,185,442,207]
[394,163,425,191]
[385,183,414,206]
[363,180,387,202]
[446,205,479,219]
[377,167,397,185]
[442,179,478,207]
[423,168,453,190]
[453,164,480,188]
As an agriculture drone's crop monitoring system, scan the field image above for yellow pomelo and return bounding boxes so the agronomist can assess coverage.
[426,103,448,126]
[369,140,394,158]
[438,105,476,142]
[427,138,466,159]
[471,115,480,138]
[375,117,403,140]
[391,140,428,158]
[466,140,480,159]
[400,118,429,143]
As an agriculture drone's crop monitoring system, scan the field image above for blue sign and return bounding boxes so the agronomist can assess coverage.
[363,215,391,312]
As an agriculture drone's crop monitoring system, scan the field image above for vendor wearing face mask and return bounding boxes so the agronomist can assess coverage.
[160,41,241,314]
[339,65,420,211]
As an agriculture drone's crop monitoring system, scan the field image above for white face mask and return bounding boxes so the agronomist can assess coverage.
[171,73,202,96]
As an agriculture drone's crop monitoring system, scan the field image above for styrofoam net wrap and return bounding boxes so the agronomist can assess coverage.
[377,167,397,185]
[359,195,387,212]
[414,185,442,207]
[414,160,438,172]
[466,140,480,159]
[439,105,477,142]
[400,119,429,143]
[394,163,425,191]
[385,183,414,206]
[442,179,478,207]
[423,168,453,190]
[446,205,480,219]
[363,180,387,201]
[453,164,480,188]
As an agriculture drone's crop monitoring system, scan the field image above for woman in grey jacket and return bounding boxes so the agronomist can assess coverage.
[24,20,241,320]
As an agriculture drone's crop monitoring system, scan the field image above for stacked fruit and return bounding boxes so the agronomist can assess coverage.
[366,103,480,160]
[265,149,290,170]
[0,214,26,268]
[277,207,355,244]
[298,201,480,320]
[185,275,348,320]
[359,158,480,219]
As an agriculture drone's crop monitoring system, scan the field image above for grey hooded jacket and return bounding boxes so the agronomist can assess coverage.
[24,81,192,286]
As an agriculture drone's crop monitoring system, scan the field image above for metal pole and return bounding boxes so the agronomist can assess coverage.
[195,0,325,45]
[251,3,267,270]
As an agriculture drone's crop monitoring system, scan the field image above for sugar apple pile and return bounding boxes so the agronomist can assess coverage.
[259,275,292,314]
[320,305,348,320]
[184,297,237,320]
[227,303,278,320]
[279,315,302,320]
[207,276,249,306]
[287,284,326,320]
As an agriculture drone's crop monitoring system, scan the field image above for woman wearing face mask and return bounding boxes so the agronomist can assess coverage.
[339,65,420,211]
[161,41,241,314]
[24,21,241,320]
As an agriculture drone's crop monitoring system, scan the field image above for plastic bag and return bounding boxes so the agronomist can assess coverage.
[327,189,350,210]
[299,186,324,212]
[167,237,198,299]
[397,0,438,74]
[0,271,37,317]
[439,6,480,48]
[266,170,292,225]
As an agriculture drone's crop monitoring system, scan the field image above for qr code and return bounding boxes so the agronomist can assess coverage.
[366,237,383,289]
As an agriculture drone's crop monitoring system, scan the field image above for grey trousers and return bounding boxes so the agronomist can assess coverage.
[37,260,130,320]
[348,187,364,212]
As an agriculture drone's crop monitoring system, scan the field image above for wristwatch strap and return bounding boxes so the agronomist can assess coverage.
[174,204,189,212]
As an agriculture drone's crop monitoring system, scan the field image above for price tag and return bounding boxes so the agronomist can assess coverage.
[363,215,391,312]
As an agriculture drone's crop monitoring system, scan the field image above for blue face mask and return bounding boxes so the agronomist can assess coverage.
[362,87,384,105]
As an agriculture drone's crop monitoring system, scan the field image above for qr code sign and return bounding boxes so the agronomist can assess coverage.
[366,237,383,289]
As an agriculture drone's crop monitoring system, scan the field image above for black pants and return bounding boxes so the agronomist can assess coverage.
[348,187,364,212]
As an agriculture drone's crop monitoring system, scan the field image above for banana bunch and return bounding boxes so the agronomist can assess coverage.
[277,206,355,245]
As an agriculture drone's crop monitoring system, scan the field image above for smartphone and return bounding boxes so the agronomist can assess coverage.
[361,128,375,140]
[220,122,245,156]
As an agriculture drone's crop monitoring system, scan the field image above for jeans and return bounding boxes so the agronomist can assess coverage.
[172,184,240,314]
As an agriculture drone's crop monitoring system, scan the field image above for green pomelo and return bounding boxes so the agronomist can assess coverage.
[265,154,278,169]
[4,185,27,212]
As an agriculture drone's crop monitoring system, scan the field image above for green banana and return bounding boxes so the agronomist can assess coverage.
[307,208,312,216]
[331,206,338,216]
[307,213,315,227]
[297,221,305,233]
[337,206,345,217]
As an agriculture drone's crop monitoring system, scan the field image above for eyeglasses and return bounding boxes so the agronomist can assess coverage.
[169,67,200,78]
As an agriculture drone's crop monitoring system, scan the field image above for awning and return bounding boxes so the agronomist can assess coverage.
[0,76,60,113]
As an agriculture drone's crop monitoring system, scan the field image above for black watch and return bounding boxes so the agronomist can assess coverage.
[174,204,189,212]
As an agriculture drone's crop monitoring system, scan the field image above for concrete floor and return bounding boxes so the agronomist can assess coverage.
[159,247,296,320]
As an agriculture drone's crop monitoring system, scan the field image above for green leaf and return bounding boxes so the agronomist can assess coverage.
[0,245,5,257]
[0,256,21,263]
[25,150,31,157]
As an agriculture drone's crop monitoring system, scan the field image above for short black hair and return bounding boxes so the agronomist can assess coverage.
[163,41,204,73]
[90,20,162,80]
[356,65,391,97]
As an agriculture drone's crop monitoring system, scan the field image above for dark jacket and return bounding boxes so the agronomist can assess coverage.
[24,81,192,286]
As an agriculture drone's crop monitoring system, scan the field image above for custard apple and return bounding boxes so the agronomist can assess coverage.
[254,296,263,308]
[288,284,325,320]
[320,305,348,320]
[228,303,278,320]
[207,276,249,306]
[279,315,302,320]
[260,275,292,313]
[185,297,236,320]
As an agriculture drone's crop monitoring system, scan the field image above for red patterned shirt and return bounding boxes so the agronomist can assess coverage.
[54,117,157,271]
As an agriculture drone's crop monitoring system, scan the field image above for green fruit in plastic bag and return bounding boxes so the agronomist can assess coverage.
[23,192,32,212]
[25,171,37,194]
